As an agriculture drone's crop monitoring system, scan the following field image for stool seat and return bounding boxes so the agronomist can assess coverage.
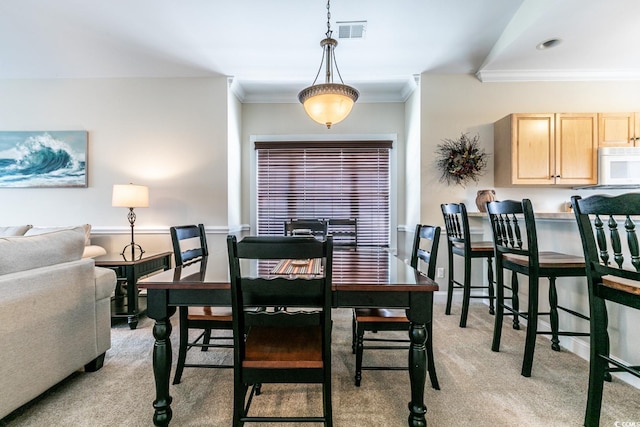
[504,251,585,268]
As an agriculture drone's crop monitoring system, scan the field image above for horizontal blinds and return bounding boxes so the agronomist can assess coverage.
[256,142,391,247]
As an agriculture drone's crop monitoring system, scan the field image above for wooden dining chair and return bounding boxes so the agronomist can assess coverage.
[284,218,328,238]
[351,224,440,389]
[487,199,590,377]
[441,202,495,327]
[226,235,334,427]
[170,224,233,385]
[327,218,358,247]
[572,193,640,427]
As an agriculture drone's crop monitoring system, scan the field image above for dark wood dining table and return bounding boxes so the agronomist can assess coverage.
[138,247,438,427]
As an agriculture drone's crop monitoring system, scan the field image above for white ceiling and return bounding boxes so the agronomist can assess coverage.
[2,0,640,103]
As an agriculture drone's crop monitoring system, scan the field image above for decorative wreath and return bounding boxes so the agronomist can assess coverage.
[435,133,488,187]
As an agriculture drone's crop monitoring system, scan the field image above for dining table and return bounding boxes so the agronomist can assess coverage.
[138,246,439,427]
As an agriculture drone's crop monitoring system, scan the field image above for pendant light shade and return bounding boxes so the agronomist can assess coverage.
[298,1,359,129]
[299,83,358,128]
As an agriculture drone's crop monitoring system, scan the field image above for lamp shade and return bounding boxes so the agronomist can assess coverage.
[112,184,149,208]
[299,83,358,128]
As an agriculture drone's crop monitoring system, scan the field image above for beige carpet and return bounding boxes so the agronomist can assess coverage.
[2,303,638,426]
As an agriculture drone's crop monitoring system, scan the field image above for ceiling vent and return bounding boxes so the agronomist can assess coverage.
[337,21,367,39]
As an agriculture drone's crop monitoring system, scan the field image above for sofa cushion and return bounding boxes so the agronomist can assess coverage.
[0,225,32,237]
[82,245,107,259]
[0,227,86,275]
[25,224,92,246]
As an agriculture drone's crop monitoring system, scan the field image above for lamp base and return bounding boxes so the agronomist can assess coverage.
[120,243,145,261]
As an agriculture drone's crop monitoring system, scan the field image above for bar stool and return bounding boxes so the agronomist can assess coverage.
[487,199,590,377]
[441,202,495,327]
[572,193,640,426]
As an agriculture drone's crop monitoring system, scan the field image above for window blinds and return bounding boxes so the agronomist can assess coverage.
[256,141,391,247]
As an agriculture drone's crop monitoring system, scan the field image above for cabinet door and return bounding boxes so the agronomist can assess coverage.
[598,113,636,147]
[555,113,598,185]
[512,114,555,185]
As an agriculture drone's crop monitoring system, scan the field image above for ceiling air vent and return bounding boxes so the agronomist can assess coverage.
[337,21,367,39]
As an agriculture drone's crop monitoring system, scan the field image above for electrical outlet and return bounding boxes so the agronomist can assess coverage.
[436,267,444,278]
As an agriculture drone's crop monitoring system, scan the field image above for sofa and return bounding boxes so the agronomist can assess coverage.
[0,226,116,419]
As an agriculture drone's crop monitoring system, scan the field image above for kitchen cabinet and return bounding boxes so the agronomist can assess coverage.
[598,112,640,147]
[494,113,598,186]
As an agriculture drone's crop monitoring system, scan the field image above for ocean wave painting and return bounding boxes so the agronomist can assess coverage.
[0,131,87,188]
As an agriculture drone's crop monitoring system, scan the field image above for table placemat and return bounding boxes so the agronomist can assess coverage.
[270,258,322,275]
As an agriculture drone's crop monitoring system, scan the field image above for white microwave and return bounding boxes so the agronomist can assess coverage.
[598,147,640,186]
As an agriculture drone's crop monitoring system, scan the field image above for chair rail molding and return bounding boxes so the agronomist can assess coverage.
[91,225,245,235]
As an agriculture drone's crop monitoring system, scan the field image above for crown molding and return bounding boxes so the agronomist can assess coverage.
[476,69,640,83]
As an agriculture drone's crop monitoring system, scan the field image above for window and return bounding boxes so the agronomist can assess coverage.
[256,140,391,247]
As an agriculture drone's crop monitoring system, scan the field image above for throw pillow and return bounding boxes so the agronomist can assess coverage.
[25,224,91,246]
[0,227,86,275]
[0,225,33,237]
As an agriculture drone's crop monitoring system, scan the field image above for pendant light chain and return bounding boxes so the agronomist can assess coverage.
[326,0,332,38]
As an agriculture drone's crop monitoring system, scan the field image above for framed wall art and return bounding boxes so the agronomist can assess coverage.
[0,131,88,188]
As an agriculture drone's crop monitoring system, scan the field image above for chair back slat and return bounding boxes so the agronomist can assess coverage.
[170,224,208,266]
[441,203,469,246]
[574,194,640,280]
[410,224,440,279]
[487,199,538,261]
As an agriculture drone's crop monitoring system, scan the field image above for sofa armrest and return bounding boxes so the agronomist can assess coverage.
[95,266,116,301]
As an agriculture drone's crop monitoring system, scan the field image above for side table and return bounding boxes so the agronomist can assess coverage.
[94,251,172,329]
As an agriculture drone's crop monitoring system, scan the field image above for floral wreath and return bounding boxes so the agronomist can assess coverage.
[435,133,488,187]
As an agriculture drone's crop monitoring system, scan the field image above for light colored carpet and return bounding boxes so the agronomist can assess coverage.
[2,303,638,426]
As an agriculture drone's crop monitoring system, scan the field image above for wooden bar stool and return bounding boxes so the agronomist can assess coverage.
[487,199,590,377]
[441,202,495,327]
[572,193,640,427]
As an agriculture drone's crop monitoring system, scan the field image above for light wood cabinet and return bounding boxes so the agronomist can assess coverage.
[494,113,598,186]
[598,112,640,147]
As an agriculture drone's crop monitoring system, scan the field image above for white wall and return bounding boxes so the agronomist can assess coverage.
[0,77,230,253]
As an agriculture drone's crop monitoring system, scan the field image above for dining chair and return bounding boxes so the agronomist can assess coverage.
[326,218,358,247]
[170,224,233,385]
[441,202,495,327]
[572,193,640,427]
[351,224,440,389]
[284,218,328,238]
[487,199,590,377]
[226,235,334,427]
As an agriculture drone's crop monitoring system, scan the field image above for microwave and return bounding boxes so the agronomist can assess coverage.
[598,147,640,186]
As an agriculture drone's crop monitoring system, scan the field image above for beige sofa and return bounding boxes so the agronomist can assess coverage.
[0,227,116,419]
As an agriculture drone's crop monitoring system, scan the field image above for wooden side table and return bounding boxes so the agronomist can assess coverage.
[94,251,172,329]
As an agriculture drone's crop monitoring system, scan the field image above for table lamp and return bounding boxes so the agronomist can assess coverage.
[112,183,149,260]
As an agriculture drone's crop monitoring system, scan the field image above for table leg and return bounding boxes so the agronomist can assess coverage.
[147,290,175,426]
[407,294,429,427]
[126,266,140,329]
[152,318,173,426]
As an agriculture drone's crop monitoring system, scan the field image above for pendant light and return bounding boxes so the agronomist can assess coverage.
[298,0,359,129]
